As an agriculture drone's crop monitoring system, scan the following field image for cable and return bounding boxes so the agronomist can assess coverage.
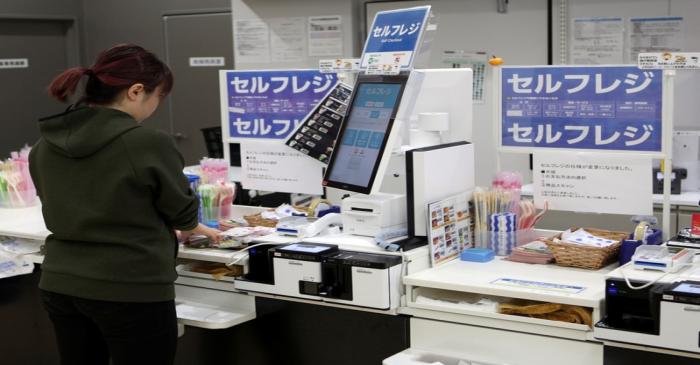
[621,262,696,290]
[225,242,283,267]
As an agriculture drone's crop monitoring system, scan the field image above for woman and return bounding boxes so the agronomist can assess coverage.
[29,44,220,365]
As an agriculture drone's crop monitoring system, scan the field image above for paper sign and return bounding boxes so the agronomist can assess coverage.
[491,278,586,295]
[241,141,323,195]
[189,57,225,67]
[234,19,271,63]
[220,70,337,139]
[630,17,684,62]
[361,6,431,70]
[501,66,663,153]
[533,151,653,215]
[285,82,352,164]
[308,15,343,57]
[442,50,487,102]
[319,58,360,73]
[638,52,700,70]
[0,58,28,69]
[427,192,472,266]
[365,63,400,75]
[570,18,624,64]
[269,17,306,63]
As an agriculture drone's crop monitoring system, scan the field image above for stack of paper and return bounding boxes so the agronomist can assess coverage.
[557,228,617,247]
[506,240,554,265]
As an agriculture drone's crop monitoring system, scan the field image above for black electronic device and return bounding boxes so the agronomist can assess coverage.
[652,168,687,195]
[665,281,700,305]
[241,243,283,285]
[274,243,339,262]
[299,250,402,302]
[667,228,700,249]
[323,73,409,194]
[596,278,668,335]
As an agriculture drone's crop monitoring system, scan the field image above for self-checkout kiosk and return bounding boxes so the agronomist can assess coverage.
[233,5,475,311]
[233,68,475,310]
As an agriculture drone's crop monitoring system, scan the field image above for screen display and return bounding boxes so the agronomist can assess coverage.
[674,283,700,295]
[326,83,403,188]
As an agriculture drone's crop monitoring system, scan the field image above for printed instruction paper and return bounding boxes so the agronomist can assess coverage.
[269,17,306,63]
[308,15,343,56]
[533,151,653,215]
[241,141,324,195]
[570,18,624,64]
[629,17,684,62]
[234,19,271,63]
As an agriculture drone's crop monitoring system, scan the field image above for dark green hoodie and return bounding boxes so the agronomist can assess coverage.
[29,105,199,302]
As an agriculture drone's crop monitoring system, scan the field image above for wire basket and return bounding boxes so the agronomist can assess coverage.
[543,227,629,270]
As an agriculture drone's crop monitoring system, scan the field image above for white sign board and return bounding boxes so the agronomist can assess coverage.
[241,141,324,195]
[638,52,700,70]
[533,151,652,215]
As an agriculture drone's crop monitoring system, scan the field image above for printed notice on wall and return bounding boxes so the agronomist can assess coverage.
[234,19,270,63]
[571,18,624,64]
[442,50,487,103]
[308,15,343,56]
[269,17,306,63]
[241,141,324,195]
[629,17,684,62]
[533,151,652,215]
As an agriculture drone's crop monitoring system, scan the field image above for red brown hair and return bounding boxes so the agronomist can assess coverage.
[48,44,173,104]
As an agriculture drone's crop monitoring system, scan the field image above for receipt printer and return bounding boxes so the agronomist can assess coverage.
[235,243,403,310]
[595,277,700,353]
[342,193,407,237]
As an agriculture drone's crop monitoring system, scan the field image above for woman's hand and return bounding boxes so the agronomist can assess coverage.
[185,223,222,244]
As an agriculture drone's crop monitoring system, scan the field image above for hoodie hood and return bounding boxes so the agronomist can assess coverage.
[38,106,141,158]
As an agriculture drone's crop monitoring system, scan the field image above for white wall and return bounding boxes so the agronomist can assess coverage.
[231,0,357,70]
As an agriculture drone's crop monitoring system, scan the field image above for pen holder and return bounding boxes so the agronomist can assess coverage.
[201,206,221,229]
[618,228,663,265]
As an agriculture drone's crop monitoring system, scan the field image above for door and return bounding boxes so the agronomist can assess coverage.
[163,12,233,165]
[0,18,76,157]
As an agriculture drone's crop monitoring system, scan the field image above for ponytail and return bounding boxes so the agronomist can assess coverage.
[47,67,91,102]
[46,44,173,104]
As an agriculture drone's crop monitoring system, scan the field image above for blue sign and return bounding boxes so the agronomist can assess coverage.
[361,6,430,69]
[501,66,663,152]
[224,70,337,139]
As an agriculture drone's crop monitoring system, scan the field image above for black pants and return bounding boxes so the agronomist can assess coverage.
[40,290,178,365]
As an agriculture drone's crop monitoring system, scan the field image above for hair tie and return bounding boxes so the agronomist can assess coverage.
[84,68,94,76]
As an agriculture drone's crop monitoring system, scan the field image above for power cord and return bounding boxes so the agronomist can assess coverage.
[225,242,284,267]
[620,262,696,290]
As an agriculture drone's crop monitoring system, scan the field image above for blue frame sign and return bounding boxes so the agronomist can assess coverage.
[501,66,663,153]
[220,70,337,139]
[361,6,431,70]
